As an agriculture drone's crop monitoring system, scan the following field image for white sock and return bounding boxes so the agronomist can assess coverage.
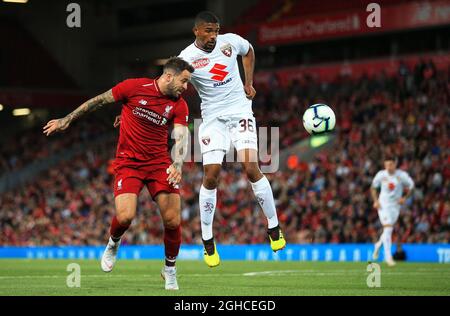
[199,185,217,241]
[382,227,393,261]
[250,176,279,229]
[108,237,120,247]
[375,237,382,250]
[164,265,176,272]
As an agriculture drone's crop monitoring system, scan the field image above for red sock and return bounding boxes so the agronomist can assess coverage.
[164,225,181,266]
[109,216,130,239]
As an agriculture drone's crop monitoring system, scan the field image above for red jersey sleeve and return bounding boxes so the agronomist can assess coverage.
[173,98,189,126]
[111,79,139,102]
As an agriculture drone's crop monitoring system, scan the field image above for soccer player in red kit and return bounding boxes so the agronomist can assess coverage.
[43,57,194,290]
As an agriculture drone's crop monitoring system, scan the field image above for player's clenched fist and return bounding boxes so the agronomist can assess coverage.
[166,163,182,186]
[113,115,121,128]
[43,118,70,136]
[244,84,256,100]
[373,200,380,210]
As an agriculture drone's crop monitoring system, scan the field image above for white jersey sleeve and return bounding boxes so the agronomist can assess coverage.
[399,170,414,190]
[371,171,383,189]
[225,33,250,56]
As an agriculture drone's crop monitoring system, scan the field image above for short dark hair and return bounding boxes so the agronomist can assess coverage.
[163,57,194,75]
[384,155,397,162]
[194,11,220,26]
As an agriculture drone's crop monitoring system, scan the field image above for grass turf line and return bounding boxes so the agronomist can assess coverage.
[0,259,449,296]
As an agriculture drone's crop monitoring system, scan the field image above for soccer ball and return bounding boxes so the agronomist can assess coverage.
[302,103,336,134]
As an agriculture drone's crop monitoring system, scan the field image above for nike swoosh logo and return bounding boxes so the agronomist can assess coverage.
[313,121,323,128]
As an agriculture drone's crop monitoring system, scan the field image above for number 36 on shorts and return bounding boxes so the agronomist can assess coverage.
[198,115,258,155]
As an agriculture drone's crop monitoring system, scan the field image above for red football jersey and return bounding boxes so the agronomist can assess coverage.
[111,78,189,167]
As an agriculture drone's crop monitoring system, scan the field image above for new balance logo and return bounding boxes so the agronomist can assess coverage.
[209,63,228,82]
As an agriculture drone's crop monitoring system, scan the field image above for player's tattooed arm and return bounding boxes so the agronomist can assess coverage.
[113,115,121,128]
[43,89,115,136]
[167,124,189,185]
[242,44,256,100]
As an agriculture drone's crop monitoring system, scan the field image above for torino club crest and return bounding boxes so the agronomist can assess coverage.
[202,136,210,146]
[203,202,214,214]
[220,44,232,57]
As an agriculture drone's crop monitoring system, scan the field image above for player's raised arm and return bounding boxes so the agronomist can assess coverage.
[43,89,115,136]
[242,44,256,100]
[167,123,189,186]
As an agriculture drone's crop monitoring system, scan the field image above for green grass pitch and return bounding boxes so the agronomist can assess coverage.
[0,259,449,296]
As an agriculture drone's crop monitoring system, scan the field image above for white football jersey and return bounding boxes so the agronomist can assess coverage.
[179,33,253,121]
[372,169,414,207]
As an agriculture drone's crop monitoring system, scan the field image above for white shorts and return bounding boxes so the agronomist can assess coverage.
[199,114,258,165]
[378,206,400,226]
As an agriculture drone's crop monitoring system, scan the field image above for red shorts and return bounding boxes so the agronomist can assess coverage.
[113,162,179,199]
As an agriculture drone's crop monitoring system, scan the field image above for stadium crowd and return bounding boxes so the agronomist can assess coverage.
[0,58,449,246]
[0,118,112,176]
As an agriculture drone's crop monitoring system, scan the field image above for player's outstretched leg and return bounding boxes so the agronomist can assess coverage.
[157,193,182,290]
[382,225,396,266]
[101,193,136,272]
[101,216,129,272]
[200,164,221,267]
[373,239,382,260]
[251,176,286,251]
[161,225,181,290]
[241,150,286,252]
[373,232,383,260]
[200,185,220,267]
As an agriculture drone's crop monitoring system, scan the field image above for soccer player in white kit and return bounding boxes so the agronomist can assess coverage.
[179,11,286,267]
[371,156,414,266]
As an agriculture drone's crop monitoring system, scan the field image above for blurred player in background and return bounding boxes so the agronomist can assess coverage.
[178,11,286,268]
[371,156,414,266]
[43,57,193,290]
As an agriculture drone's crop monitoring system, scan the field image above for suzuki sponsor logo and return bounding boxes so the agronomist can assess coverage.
[209,63,229,82]
[213,77,232,87]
